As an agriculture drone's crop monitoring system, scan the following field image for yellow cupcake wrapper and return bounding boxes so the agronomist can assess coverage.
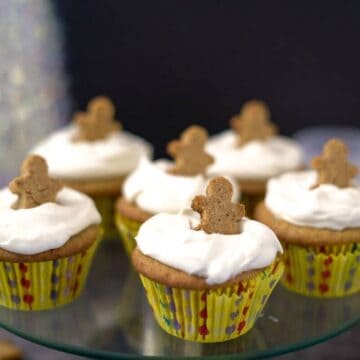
[138,260,284,343]
[115,213,142,255]
[0,234,101,311]
[93,196,117,239]
[281,242,360,298]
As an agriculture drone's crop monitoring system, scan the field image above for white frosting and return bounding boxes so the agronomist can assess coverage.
[265,170,360,230]
[31,126,153,180]
[206,130,303,179]
[123,157,240,214]
[136,210,282,285]
[0,188,101,255]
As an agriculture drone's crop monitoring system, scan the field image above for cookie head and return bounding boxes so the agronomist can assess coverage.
[183,125,208,146]
[206,176,233,201]
[167,125,214,176]
[323,138,348,158]
[311,138,358,189]
[87,96,116,121]
[241,100,270,123]
[231,100,277,146]
[72,96,121,142]
[9,155,63,209]
[191,176,245,235]
[21,154,48,175]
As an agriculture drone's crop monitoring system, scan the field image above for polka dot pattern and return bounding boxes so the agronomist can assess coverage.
[282,242,360,298]
[0,237,100,310]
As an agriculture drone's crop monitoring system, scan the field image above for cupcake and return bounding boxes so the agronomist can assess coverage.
[132,177,283,342]
[31,96,152,237]
[116,125,239,254]
[0,155,101,310]
[206,100,303,216]
[255,139,360,298]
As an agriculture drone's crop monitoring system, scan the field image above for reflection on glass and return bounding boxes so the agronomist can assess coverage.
[0,238,358,359]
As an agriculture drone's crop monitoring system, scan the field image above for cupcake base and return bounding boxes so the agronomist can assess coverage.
[138,260,284,343]
[255,202,360,298]
[93,195,118,239]
[115,198,152,254]
[0,232,101,311]
[115,213,142,255]
[282,243,360,298]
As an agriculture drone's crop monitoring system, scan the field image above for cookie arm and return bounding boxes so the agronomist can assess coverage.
[311,156,325,171]
[8,177,23,195]
[349,164,359,178]
[235,203,246,220]
[205,153,214,166]
[191,195,207,214]
[111,120,122,132]
[269,122,278,136]
[230,115,242,132]
[167,140,181,158]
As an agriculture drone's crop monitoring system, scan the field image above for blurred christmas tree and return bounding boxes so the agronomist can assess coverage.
[0,0,69,185]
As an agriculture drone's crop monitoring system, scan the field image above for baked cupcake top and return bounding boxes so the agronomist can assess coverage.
[265,139,360,230]
[31,96,152,180]
[206,100,303,179]
[123,125,239,214]
[135,177,282,285]
[0,155,101,255]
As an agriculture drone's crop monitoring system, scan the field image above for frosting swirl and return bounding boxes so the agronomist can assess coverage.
[31,126,153,180]
[123,157,240,214]
[0,187,101,254]
[136,210,282,285]
[206,130,303,179]
[265,170,360,230]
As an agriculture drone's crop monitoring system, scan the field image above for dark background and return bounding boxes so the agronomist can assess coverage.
[55,1,360,157]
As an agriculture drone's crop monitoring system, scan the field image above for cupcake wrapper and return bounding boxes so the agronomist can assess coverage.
[138,260,284,343]
[93,195,117,239]
[0,236,101,311]
[281,242,360,298]
[115,213,142,255]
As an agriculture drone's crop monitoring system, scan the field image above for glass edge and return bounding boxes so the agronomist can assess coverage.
[0,316,359,360]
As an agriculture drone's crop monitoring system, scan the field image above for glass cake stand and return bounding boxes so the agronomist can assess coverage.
[0,239,358,359]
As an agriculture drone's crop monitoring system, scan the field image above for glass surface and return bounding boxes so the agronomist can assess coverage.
[0,239,359,359]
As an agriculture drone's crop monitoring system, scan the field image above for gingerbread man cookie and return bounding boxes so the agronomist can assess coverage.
[0,340,23,360]
[311,138,358,189]
[9,155,63,209]
[73,96,121,142]
[191,176,245,234]
[231,100,277,146]
[167,125,214,176]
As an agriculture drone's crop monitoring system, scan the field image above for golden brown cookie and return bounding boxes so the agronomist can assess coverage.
[231,100,277,146]
[132,247,262,290]
[72,96,121,142]
[192,176,245,234]
[0,340,22,360]
[9,155,62,209]
[311,138,358,189]
[254,202,360,246]
[167,125,214,176]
